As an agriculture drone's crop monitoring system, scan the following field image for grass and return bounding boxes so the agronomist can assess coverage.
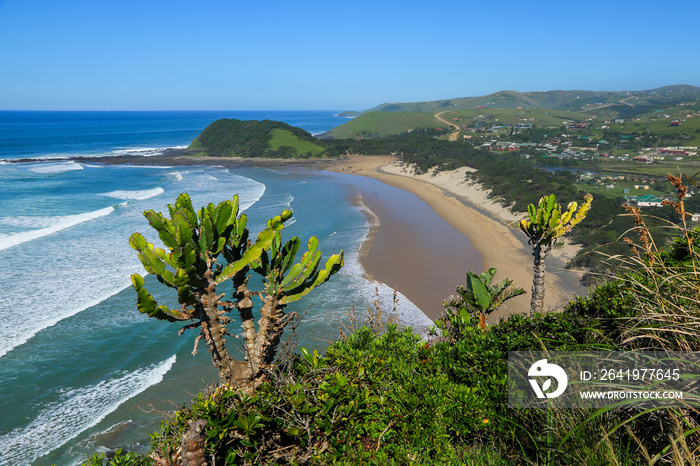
[442,107,591,127]
[330,111,441,138]
[268,128,326,156]
[576,158,700,177]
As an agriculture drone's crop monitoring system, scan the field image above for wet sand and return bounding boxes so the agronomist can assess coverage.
[321,155,587,322]
[323,170,483,320]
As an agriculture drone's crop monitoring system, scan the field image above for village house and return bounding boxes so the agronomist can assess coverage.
[636,195,664,207]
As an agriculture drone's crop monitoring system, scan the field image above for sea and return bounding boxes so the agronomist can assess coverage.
[0,111,432,465]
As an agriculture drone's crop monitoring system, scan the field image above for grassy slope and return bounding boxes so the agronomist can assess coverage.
[330,111,441,138]
[332,97,700,143]
[268,128,326,156]
[360,85,700,118]
[443,107,591,126]
[330,108,592,139]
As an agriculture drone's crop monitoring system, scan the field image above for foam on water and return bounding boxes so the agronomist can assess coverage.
[111,145,188,155]
[101,187,165,200]
[28,161,84,174]
[0,277,133,359]
[0,167,267,359]
[0,355,176,465]
[0,215,61,229]
[115,164,173,169]
[0,206,115,252]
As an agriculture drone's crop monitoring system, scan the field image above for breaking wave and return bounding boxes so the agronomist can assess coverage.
[0,356,177,465]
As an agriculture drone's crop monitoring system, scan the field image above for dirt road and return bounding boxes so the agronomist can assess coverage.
[434,111,461,141]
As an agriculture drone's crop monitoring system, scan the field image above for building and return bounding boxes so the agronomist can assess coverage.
[636,195,664,207]
[659,149,690,156]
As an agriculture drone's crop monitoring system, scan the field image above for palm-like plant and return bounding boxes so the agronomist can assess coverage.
[442,268,525,330]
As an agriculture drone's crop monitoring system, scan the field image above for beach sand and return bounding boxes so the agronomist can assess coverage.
[322,170,484,321]
[321,155,587,323]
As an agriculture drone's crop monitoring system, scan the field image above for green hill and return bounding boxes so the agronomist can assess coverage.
[189,119,326,158]
[329,112,442,139]
[361,85,700,116]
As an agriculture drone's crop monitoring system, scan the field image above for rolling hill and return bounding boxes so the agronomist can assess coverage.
[330,85,700,139]
[360,85,700,115]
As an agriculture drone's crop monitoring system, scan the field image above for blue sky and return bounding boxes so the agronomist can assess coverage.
[1,0,699,111]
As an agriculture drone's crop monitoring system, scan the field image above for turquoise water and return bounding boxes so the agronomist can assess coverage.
[0,112,431,465]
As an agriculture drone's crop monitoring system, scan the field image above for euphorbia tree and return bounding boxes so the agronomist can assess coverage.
[519,193,592,315]
[129,193,343,392]
[442,267,525,330]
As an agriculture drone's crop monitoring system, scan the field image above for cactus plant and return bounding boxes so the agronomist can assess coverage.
[519,193,592,315]
[129,193,343,392]
[442,268,525,330]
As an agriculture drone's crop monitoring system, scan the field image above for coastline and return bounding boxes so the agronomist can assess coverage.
[54,151,586,321]
[321,155,587,323]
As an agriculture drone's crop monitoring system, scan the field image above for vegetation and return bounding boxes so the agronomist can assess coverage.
[188,119,326,158]
[129,193,343,392]
[328,111,442,139]
[354,85,700,119]
[183,103,700,284]
[81,88,700,464]
[441,267,524,330]
[85,177,700,465]
[268,128,325,157]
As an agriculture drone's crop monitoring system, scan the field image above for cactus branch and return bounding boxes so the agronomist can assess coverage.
[129,193,342,393]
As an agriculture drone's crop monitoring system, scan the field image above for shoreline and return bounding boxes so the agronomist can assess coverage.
[348,190,381,283]
[321,155,587,322]
[324,168,483,321]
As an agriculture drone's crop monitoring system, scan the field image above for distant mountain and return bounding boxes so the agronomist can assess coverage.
[189,119,326,158]
[360,85,700,117]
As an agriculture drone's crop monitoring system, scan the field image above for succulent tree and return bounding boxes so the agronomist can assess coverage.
[519,193,592,315]
[442,268,525,330]
[129,193,343,392]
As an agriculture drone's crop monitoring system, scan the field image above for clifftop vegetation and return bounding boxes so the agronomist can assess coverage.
[87,180,700,465]
[188,119,326,158]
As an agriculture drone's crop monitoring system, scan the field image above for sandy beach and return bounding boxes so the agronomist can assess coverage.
[321,155,587,323]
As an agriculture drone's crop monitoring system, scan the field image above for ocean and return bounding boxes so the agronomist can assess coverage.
[0,111,432,465]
